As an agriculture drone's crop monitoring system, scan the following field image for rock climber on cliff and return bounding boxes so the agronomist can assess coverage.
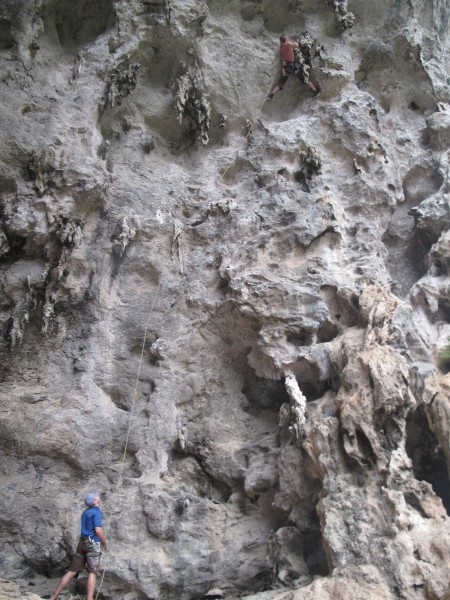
[267,33,320,100]
[49,492,108,600]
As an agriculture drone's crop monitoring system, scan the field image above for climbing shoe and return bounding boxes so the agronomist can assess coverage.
[266,92,274,101]
[312,85,321,97]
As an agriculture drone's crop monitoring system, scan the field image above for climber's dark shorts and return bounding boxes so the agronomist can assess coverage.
[69,537,102,574]
[278,61,306,89]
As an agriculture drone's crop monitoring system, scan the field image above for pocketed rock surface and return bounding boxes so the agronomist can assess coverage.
[0,1,449,600]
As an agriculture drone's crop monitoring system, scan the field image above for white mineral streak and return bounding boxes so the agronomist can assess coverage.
[284,373,307,441]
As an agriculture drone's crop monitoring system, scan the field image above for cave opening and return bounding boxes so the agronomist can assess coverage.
[43,0,115,50]
[303,514,329,576]
[286,328,314,346]
[317,319,339,343]
[405,405,450,515]
[438,298,450,323]
[0,232,26,262]
[242,376,290,411]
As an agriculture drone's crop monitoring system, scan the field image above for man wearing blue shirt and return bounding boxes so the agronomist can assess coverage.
[50,492,108,600]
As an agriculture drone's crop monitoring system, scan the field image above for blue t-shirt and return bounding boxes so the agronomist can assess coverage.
[81,505,103,541]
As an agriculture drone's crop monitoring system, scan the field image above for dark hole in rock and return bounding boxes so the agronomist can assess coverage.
[438,298,450,323]
[303,528,329,576]
[3,233,26,259]
[293,170,311,193]
[439,344,450,375]
[45,0,115,49]
[287,329,314,346]
[0,173,17,194]
[278,211,297,227]
[202,592,226,600]
[174,497,188,516]
[316,320,338,343]
[430,257,446,277]
[404,492,429,519]
[284,358,332,402]
[218,277,230,292]
[406,405,450,515]
[355,428,377,468]
[303,381,330,402]
[409,101,419,111]
[247,567,274,593]
[255,174,266,189]
[351,295,359,309]
[242,376,289,410]
[320,285,359,329]
[0,18,14,49]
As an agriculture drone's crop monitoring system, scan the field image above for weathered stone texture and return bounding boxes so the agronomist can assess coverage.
[0,1,449,599]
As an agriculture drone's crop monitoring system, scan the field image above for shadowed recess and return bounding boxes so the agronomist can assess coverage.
[0,18,14,49]
[42,0,115,49]
[406,405,450,515]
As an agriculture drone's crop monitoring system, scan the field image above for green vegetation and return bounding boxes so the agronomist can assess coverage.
[439,337,450,372]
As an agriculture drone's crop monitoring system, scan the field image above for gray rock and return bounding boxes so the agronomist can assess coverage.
[0,1,449,600]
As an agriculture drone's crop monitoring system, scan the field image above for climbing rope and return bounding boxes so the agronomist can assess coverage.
[218,74,275,184]
[116,280,161,489]
[94,281,161,600]
[94,58,276,600]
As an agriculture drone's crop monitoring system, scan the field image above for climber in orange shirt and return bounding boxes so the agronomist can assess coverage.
[267,33,320,100]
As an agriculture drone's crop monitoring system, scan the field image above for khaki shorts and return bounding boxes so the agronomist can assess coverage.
[69,537,102,574]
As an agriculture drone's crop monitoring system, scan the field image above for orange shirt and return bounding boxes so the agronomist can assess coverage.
[280,40,298,63]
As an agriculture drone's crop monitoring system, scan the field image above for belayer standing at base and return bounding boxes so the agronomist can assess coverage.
[49,492,108,600]
[267,33,320,100]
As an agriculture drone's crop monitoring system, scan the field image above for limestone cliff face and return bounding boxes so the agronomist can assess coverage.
[0,1,450,599]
